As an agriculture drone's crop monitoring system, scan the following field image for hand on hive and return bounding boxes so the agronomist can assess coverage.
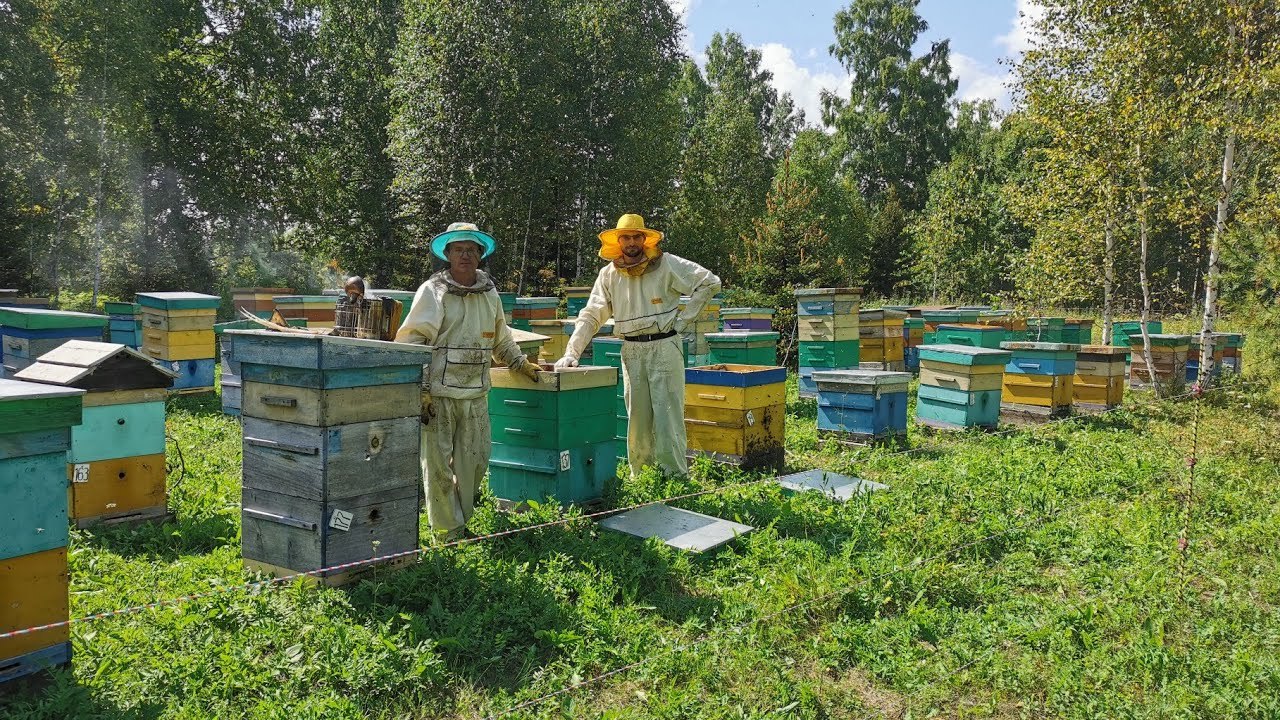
[518,360,540,382]
[554,355,578,371]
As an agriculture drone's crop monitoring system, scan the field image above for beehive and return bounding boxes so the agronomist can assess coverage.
[215,318,306,415]
[564,286,593,318]
[679,294,722,359]
[719,307,774,332]
[0,378,84,684]
[795,288,862,398]
[975,313,1028,342]
[1110,320,1163,348]
[1187,333,1228,382]
[1220,332,1245,374]
[488,365,618,506]
[1062,318,1094,345]
[0,293,52,309]
[232,287,293,319]
[229,331,430,585]
[920,309,980,344]
[706,331,778,366]
[0,308,106,378]
[137,292,219,392]
[498,292,516,325]
[16,341,177,526]
[915,345,1011,430]
[903,317,924,373]
[1074,345,1127,410]
[1026,317,1066,343]
[1129,334,1190,393]
[530,319,570,362]
[512,297,558,330]
[684,364,785,471]
[271,295,336,329]
[104,301,141,349]
[813,369,909,446]
[857,309,906,370]
[558,320,614,364]
[999,341,1080,419]
[509,328,549,364]
[933,323,1005,349]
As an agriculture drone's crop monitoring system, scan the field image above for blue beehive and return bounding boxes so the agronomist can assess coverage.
[813,370,910,445]
[0,308,106,378]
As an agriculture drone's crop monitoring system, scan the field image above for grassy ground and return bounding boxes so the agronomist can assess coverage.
[2,375,1279,719]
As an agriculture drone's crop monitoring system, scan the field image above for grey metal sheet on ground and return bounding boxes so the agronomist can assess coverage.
[775,470,887,501]
[599,504,753,552]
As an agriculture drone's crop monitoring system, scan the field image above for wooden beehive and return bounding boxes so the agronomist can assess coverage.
[0,308,106,378]
[1074,345,1127,410]
[229,331,431,585]
[137,292,219,392]
[794,287,862,316]
[933,323,1006,350]
[0,378,84,684]
[103,301,140,349]
[1129,334,1190,393]
[720,307,774,331]
[706,331,778,366]
[487,365,618,507]
[684,364,786,471]
[813,370,910,446]
[999,341,1080,419]
[272,295,337,329]
[232,287,293,319]
[915,345,1011,430]
[16,341,176,527]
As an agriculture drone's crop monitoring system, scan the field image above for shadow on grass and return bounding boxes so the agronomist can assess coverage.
[165,390,223,417]
[0,667,165,720]
[75,511,238,561]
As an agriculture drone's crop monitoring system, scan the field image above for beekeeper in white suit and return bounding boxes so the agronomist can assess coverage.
[555,213,721,477]
[397,222,539,542]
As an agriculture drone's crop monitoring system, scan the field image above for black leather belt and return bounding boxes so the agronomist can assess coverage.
[623,330,676,343]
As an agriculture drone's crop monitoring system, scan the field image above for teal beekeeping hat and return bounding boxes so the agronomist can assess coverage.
[430,222,496,261]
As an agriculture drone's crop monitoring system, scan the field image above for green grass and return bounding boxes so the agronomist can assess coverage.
[3,376,1279,719]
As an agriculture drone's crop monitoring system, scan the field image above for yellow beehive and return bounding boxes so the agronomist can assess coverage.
[1074,345,1127,409]
[684,365,785,471]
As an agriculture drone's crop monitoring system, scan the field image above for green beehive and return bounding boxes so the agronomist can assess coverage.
[706,331,778,366]
[1026,317,1065,342]
[933,324,1005,349]
[798,340,859,368]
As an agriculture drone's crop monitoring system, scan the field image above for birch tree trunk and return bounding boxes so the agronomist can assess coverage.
[1102,207,1116,346]
[1136,147,1160,397]
[1197,128,1235,387]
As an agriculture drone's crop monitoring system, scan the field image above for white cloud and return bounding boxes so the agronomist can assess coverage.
[666,0,697,55]
[951,52,1010,109]
[997,0,1046,57]
[757,42,851,126]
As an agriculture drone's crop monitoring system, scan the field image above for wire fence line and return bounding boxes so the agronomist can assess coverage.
[0,380,1256,657]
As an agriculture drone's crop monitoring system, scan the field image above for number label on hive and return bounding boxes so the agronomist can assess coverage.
[329,509,353,532]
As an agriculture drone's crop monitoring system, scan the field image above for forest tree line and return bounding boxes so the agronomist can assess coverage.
[1,0,1277,376]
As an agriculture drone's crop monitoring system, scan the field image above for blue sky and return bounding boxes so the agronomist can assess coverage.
[671,0,1041,122]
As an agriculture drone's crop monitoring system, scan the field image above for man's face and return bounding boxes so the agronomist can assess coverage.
[445,240,482,271]
[619,232,646,258]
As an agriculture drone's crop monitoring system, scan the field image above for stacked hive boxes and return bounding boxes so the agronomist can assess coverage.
[0,308,106,378]
[216,318,307,416]
[272,295,336,330]
[813,369,909,446]
[903,317,924,372]
[1188,333,1228,382]
[1062,318,1094,344]
[512,297,557,331]
[795,287,861,398]
[564,286,592,318]
[104,301,141,348]
[487,366,618,506]
[921,309,980,344]
[684,364,785,471]
[498,292,516,325]
[720,307,774,331]
[915,345,1010,430]
[975,312,1028,342]
[1111,320,1163,347]
[933,323,1005,349]
[530,319,570,363]
[592,336,628,462]
[232,287,292,319]
[680,294,721,364]
[1129,334,1190,393]
[706,331,777,366]
[1073,345,1127,411]
[1027,317,1066,342]
[858,309,907,371]
[230,331,430,585]
[16,341,176,527]
[1221,333,1245,374]
[138,292,218,392]
[999,341,1080,420]
[0,379,84,683]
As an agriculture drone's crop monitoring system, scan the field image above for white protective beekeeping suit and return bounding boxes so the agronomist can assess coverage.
[563,253,721,477]
[395,269,531,535]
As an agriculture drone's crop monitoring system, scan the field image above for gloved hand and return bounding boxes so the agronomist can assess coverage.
[517,359,540,382]
[554,355,579,371]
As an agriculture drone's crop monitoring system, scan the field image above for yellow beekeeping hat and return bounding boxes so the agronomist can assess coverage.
[598,213,663,261]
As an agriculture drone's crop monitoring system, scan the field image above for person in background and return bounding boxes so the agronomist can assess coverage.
[555,213,721,478]
[396,222,538,542]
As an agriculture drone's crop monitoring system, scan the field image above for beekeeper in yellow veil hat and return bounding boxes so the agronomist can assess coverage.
[556,214,721,477]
